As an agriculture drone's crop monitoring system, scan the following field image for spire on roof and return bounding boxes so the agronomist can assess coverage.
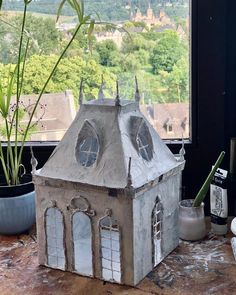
[135,76,141,103]
[98,75,105,100]
[115,80,121,106]
[178,135,186,162]
[79,78,84,105]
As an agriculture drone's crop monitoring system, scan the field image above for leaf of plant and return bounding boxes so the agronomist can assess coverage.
[6,65,18,117]
[67,0,84,24]
[0,0,2,10]
[0,82,5,116]
[56,0,67,22]
[88,19,95,52]
[94,10,101,22]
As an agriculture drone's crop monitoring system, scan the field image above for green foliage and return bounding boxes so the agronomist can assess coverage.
[1,0,189,21]
[122,33,154,54]
[193,152,226,207]
[0,54,116,99]
[120,53,141,73]
[96,40,119,67]
[0,14,62,64]
[157,56,189,102]
[150,30,186,74]
[0,0,97,186]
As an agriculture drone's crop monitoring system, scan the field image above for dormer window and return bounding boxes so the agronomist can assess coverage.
[130,116,153,162]
[78,137,99,167]
[167,124,173,133]
[163,118,173,134]
[76,120,99,167]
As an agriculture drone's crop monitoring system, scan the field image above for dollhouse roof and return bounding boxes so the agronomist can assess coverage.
[37,99,183,189]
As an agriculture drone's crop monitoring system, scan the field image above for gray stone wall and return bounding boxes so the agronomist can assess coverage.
[35,177,135,285]
[132,172,181,285]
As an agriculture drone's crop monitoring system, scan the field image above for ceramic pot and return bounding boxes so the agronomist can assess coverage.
[178,199,206,241]
[0,175,35,235]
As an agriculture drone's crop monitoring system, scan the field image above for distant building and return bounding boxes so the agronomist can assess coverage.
[140,102,189,139]
[152,24,176,33]
[94,29,125,49]
[1,92,189,142]
[131,4,172,28]
[7,91,76,142]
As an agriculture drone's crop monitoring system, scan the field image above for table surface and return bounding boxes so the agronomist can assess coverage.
[1,221,236,295]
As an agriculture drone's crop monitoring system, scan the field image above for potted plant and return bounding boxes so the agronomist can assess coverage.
[178,151,225,241]
[0,0,95,235]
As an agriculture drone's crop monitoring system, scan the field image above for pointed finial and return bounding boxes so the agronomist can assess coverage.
[178,135,186,162]
[135,76,141,103]
[30,146,38,174]
[127,157,132,187]
[115,80,121,106]
[98,75,105,100]
[79,78,84,105]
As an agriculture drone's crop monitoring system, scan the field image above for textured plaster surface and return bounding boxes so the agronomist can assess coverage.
[38,101,182,189]
[34,98,184,286]
[1,221,236,295]
[133,173,181,285]
[34,178,134,285]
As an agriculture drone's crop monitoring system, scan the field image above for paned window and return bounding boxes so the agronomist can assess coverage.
[45,207,65,269]
[152,200,162,267]
[78,136,99,167]
[136,121,153,161]
[100,217,121,283]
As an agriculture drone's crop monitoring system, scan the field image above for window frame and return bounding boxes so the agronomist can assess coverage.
[2,0,234,215]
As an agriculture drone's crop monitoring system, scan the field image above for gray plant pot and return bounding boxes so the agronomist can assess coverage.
[0,187,36,235]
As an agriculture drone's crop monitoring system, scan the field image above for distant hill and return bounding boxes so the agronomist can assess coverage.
[2,0,189,21]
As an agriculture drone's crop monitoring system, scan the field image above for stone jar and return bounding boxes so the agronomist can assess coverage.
[178,199,206,241]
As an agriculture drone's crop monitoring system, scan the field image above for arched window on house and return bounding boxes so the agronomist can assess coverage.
[100,216,121,283]
[152,198,162,267]
[45,207,65,269]
[72,211,93,276]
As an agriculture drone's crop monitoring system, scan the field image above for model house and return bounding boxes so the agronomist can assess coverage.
[34,84,185,286]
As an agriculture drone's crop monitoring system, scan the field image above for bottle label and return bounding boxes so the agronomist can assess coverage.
[210,184,228,218]
[210,167,228,230]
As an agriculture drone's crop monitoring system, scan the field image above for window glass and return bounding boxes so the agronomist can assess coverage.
[45,207,65,270]
[152,199,162,266]
[136,122,153,161]
[78,136,99,167]
[100,216,121,283]
[72,212,93,276]
[0,1,190,142]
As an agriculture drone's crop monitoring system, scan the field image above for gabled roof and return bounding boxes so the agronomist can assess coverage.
[37,99,183,189]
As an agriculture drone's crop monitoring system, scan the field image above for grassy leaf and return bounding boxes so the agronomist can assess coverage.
[193,151,225,207]
[56,0,66,22]
[88,19,95,52]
